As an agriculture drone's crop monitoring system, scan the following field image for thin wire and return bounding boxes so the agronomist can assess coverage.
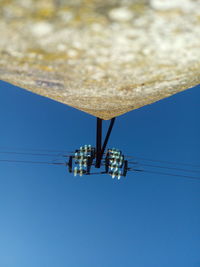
[3,157,199,181]
[0,151,71,157]
[0,146,70,153]
[87,171,107,175]
[129,168,200,181]
[129,162,200,174]
[127,156,200,168]
[0,151,62,157]
[0,146,199,168]
[0,159,66,165]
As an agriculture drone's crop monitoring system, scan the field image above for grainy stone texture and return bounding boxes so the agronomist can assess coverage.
[0,0,199,119]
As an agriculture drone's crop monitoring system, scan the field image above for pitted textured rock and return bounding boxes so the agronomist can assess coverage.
[0,0,199,119]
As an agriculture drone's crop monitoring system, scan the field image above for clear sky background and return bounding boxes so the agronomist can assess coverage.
[0,80,200,267]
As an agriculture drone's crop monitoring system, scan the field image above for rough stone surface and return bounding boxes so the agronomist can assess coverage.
[0,0,199,119]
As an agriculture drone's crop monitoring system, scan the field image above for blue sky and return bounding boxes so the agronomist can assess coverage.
[0,80,200,267]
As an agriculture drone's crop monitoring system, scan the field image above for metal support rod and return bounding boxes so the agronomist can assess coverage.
[95,118,102,168]
[100,118,115,161]
[95,117,116,168]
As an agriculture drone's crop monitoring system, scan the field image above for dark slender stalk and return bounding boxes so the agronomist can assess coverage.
[95,118,102,168]
[100,118,115,161]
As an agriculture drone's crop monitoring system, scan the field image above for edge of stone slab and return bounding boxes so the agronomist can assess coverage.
[0,77,199,120]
